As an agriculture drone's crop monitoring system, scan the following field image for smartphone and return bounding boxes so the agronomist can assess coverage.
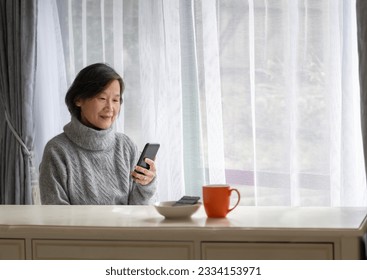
[136,143,160,173]
[172,196,201,206]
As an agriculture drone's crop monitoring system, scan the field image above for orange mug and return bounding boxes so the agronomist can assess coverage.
[202,184,241,218]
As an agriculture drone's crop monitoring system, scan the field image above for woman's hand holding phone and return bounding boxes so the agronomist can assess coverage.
[132,158,156,186]
[132,143,159,186]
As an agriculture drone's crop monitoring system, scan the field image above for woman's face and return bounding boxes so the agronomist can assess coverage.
[76,79,121,130]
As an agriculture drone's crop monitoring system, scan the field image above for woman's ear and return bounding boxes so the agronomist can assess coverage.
[75,99,82,107]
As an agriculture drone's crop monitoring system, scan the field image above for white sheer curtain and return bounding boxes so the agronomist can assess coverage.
[35,0,367,206]
[33,0,70,204]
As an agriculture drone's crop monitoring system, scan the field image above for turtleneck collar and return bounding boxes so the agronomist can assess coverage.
[64,117,115,151]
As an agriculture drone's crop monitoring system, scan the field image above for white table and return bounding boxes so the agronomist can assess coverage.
[0,205,366,259]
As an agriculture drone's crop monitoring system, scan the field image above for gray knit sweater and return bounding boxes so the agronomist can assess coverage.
[39,117,156,205]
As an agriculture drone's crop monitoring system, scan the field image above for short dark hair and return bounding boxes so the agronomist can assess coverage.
[65,63,124,118]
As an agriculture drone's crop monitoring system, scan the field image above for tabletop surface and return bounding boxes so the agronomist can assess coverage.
[0,205,366,232]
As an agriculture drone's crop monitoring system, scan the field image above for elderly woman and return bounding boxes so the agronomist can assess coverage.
[39,63,156,205]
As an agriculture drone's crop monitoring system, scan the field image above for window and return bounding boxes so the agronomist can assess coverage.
[36,0,366,206]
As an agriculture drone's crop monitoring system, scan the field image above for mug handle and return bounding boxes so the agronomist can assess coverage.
[228,188,241,213]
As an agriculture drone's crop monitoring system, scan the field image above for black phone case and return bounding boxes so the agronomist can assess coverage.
[136,143,160,171]
[173,196,200,206]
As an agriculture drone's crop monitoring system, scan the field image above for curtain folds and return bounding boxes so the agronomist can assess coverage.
[137,0,185,200]
[34,0,366,206]
[0,0,38,204]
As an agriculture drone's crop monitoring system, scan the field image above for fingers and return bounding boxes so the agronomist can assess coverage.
[134,165,155,177]
[132,172,154,186]
[132,173,150,186]
[144,158,156,172]
[132,158,156,186]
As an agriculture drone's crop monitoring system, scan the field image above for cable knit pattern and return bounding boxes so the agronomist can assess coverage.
[39,117,156,205]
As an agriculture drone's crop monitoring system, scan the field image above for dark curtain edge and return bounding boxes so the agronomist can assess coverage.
[0,0,38,204]
[357,1,367,182]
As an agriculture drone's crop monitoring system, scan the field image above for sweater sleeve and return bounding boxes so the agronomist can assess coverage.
[39,140,71,205]
[129,178,157,205]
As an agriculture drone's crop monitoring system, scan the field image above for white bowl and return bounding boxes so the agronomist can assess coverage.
[154,201,202,219]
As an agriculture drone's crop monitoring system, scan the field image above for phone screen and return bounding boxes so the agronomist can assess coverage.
[136,143,160,170]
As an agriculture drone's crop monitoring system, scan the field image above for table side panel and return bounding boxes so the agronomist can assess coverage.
[32,239,195,260]
[0,239,26,260]
[202,242,334,260]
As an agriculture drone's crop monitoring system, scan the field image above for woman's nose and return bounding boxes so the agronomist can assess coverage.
[105,100,113,110]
